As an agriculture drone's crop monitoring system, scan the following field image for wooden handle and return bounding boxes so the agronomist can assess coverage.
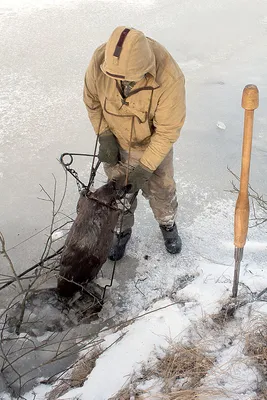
[234,195,249,248]
[234,85,259,248]
[242,84,259,110]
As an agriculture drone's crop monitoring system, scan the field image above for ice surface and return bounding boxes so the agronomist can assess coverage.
[1,0,267,278]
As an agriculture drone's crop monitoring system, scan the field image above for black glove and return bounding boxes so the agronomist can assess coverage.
[98,130,119,166]
[127,164,153,193]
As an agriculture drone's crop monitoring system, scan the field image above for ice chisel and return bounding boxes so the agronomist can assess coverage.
[232,84,259,298]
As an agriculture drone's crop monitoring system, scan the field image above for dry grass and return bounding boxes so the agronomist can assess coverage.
[258,389,267,400]
[110,387,223,400]
[46,347,102,400]
[110,345,218,400]
[109,339,236,400]
[245,321,267,377]
[70,349,101,387]
[154,344,215,392]
[245,320,267,399]
[256,389,267,400]
[47,382,71,400]
[162,388,224,399]
[109,385,145,400]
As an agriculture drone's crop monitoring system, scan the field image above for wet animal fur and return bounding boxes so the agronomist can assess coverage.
[57,181,120,297]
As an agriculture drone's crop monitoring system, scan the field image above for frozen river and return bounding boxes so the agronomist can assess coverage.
[1,0,266,276]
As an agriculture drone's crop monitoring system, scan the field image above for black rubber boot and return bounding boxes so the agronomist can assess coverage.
[160,223,182,254]
[108,228,132,261]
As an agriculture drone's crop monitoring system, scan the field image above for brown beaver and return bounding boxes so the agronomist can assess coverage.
[57,181,121,297]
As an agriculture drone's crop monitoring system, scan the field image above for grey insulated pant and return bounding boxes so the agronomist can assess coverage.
[104,147,178,233]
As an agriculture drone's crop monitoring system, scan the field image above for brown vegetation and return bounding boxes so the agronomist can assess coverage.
[245,319,267,399]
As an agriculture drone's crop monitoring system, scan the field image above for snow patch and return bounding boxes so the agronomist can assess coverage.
[23,384,52,400]
[216,121,226,130]
[51,230,65,242]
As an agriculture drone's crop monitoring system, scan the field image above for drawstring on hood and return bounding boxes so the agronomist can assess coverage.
[101,26,155,82]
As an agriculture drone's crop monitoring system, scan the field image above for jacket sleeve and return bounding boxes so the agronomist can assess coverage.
[83,54,109,135]
[140,75,186,171]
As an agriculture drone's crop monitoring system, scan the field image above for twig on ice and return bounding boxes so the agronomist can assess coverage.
[0,231,23,293]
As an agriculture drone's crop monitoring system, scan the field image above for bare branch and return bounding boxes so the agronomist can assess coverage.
[0,231,23,293]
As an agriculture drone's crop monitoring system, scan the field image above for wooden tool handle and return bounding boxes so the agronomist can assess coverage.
[234,85,259,248]
[242,84,259,111]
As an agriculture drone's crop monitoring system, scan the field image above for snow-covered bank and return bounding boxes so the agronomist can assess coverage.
[24,258,267,400]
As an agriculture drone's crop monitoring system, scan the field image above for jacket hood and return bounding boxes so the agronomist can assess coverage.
[101,26,155,82]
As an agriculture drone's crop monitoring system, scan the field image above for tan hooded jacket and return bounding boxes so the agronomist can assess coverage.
[84,26,186,171]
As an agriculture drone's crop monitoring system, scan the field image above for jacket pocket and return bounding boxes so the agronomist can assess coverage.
[104,98,147,123]
[103,97,152,147]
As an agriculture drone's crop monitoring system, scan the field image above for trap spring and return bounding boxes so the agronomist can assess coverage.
[60,152,101,192]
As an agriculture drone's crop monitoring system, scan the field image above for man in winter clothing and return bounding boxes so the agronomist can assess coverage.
[84,26,186,261]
